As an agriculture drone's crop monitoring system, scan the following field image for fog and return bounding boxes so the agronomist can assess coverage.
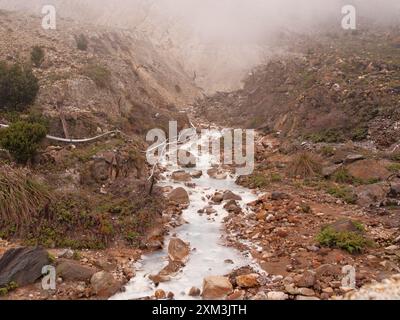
[1,0,400,91]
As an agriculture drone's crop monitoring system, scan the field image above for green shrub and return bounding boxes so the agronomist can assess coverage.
[30,46,45,68]
[0,121,47,163]
[83,63,111,89]
[332,168,354,184]
[387,163,400,173]
[0,62,39,110]
[327,185,357,204]
[308,129,345,143]
[76,34,88,51]
[316,226,371,253]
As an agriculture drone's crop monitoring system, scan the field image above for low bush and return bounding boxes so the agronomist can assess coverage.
[0,121,47,163]
[316,225,371,253]
[30,46,45,68]
[83,63,111,89]
[0,62,39,111]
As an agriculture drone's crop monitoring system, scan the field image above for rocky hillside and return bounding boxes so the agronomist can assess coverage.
[0,9,201,138]
[197,26,400,149]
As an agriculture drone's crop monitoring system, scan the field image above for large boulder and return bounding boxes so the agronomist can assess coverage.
[90,271,121,298]
[223,190,242,201]
[168,238,190,264]
[172,170,191,182]
[177,150,197,168]
[202,276,233,299]
[346,159,391,181]
[168,187,190,205]
[56,259,98,282]
[355,183,389,207]
[0,247,50,287]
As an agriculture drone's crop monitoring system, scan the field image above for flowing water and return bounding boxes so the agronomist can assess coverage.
[111,129,261,300]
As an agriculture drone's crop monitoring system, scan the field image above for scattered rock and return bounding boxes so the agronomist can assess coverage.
[172,170,191,182]
[190,170,203,179]
[267,291,289,300]
[207,168,228,180]
[168,187,190,205]
[155,289,166,299]
[295,270,316,288]
[202,276,233,299]
[223,190,242,201]
[56,259,98,282]
[223,200,242,213]
[168,238,190,264]
[344,154,365,164]
[90,271,121,298]
[235,273,260,288]
[0,247,50,287]
[188,287,201,297]
[270,192,290,201]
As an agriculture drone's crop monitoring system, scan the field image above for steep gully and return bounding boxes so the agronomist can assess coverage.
[111,122,266,300]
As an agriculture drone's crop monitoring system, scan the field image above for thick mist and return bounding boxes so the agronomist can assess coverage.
[1,0,400,91]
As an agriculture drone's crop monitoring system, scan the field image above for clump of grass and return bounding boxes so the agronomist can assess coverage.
[82,63,111,89]
[0,281,18,296]
[287,152,322,178]
[316,226,371,253]
[249,173,269,188]
[270,173,282,182]
[0,166,52,233]
[387,163,400,173]
[326,185,357,204]
[332,168,355,184]
[320,145,335,157]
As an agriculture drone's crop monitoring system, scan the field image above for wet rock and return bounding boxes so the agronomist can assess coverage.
[90,271,121,298]
[149,274,171,284]
[190,170,203,179]
[168,187,189,205]
[207,168,228,180]
[236,273,260,288]
[168,238,190,264]
[155,289,166,299]
[188,287,201,296]
[223,190,242,201]
[211,192,224,203]
[223,200,242,213]
[172,170,191,182]
[177,150,196,168]
[0,247,50,287]
[56,259,98,282]
[267,291,289,300]
[202,276,233,299]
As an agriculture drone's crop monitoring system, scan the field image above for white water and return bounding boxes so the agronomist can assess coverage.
[111,130,260,300]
